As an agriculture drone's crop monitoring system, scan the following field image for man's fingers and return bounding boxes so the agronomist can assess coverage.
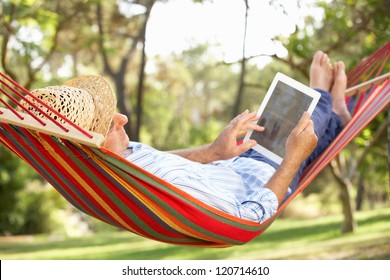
[243,123,264,133]
[306,119,315,132]
[232,109,249,121]
[231,111,259,130]
[239,111,258,123]
[237,139,257,154]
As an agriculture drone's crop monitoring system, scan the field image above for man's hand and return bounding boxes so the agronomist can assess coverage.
[283,111,318,169]
[208,110,264,160]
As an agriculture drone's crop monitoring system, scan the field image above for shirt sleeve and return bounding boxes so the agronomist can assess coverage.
[238,189,278,223]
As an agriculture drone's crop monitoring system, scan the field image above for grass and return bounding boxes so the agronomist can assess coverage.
[0,207,389,260]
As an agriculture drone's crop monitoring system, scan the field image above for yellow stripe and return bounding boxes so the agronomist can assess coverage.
[38,135,137,233]
[94,155,219,242]
[88,151,202,238]
[98,160,198,237]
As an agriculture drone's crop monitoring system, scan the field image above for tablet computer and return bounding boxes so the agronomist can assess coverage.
[243,72,321,164]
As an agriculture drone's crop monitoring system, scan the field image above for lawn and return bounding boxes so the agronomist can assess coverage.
[0,208,389,260]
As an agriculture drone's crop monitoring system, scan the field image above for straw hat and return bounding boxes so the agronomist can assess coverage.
[64,75,117,136]
[20,75,117,137]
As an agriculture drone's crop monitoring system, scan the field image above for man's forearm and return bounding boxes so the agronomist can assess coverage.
[168,110,260,164]
[168,144,218,164]
[266,111,318,205]
[264,160,300,205]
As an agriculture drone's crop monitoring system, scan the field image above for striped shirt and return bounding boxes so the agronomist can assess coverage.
[125,142,278,223]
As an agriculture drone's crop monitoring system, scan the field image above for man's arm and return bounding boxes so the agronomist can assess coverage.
[168,110,264,163]
[264,112,318,205]
[168,143,217,164]
[170,111,318,206]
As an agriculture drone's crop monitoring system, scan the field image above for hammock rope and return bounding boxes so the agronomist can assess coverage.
[0,42,389,247]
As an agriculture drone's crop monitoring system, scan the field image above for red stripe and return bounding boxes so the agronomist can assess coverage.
[353,93,366,114]
[96,148,265,244]
[98,149,266,243]
[140,179,264,244]
[60,138,194,242]
[73,144,231,242]
[39,134,145,233]
[0,126,102,221]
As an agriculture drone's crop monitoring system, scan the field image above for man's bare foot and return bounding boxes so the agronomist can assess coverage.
[330,61,351,127]
[310,51,334,92]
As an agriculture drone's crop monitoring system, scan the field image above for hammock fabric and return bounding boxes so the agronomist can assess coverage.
[1,43,389,247]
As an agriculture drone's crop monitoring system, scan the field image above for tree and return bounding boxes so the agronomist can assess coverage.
[232,0,249,118]
[0,0,77,235]
[95,0,157,141]
[0,0,71,87]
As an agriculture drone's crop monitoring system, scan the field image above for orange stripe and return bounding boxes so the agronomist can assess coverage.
[38,135,138,233]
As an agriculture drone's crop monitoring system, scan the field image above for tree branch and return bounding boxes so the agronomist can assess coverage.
[25,17,64,89]
[96,2,114,77]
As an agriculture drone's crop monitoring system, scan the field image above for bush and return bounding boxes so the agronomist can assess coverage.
[0,146,29,235]
[15,181,67,234]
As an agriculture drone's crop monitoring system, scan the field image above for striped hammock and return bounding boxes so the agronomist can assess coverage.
[0,43,389,247]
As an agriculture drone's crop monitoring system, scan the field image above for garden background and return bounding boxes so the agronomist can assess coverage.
[0,0,389,260]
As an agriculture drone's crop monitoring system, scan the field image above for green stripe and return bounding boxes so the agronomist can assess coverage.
[60,142,211,245]
[94,149,271,244]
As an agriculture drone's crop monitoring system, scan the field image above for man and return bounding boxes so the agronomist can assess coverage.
[24,51,350,223]
[102,51,351,223]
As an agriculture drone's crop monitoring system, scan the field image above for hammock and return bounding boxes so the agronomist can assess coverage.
[1,43,389,247]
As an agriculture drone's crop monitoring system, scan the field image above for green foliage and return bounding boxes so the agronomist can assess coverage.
[0,145,26,234]
[0,146,66,235]
[189,120,223,147]
[1,1,60,68]
[0,145,51,234]
[274,0,390,77]
[14,181,67,234]
[142,43,240,149]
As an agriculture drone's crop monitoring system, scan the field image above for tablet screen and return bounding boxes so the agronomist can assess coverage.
[244,73,320,164]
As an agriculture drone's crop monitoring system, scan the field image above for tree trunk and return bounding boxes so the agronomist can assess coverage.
[388,107,390,183]
[113,74,134,138]
[135,0,156,141]
[355,174,364,211]
[330,157,356,233]
[96,1,156,139]
[338,178,357,232]
[96,2,134,137]
[232,0,249,118]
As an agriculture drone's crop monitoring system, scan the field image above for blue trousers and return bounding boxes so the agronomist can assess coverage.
[239,89,343,199]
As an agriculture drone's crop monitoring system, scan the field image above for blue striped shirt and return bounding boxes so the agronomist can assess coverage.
[125,142,278,223]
